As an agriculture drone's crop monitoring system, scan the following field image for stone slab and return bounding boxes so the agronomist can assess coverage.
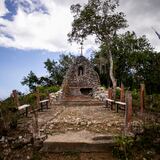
[41,130,116,153]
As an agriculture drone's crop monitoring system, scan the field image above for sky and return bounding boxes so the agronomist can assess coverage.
[0,0,160,99]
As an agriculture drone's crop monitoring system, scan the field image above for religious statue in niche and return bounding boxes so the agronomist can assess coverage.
[78,66,84,76]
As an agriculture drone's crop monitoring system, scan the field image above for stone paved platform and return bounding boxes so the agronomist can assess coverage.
[38,105,126,135]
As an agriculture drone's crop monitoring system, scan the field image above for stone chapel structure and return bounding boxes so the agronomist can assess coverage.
[61,55,100,100]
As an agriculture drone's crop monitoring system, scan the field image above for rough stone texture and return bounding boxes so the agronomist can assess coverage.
[41,130,115,153]
[61,56,100,100]
[40,105,125,135]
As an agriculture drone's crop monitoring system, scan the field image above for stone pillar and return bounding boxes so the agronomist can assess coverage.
[120,83,125,102]
[140,84,145,116]
[12,90,20,107]
[125,91,132,133]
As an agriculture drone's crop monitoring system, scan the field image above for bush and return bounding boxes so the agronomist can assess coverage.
[116,88,121,100]
[38,86,60,94]
[145,94,160,112]
[113,136,134,160]
[113,124,160,160]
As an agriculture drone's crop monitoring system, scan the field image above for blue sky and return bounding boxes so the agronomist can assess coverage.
[0,0,160,99]
[0,47,60,99]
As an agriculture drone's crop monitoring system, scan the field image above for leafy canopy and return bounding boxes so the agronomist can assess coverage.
[68,0,128,44]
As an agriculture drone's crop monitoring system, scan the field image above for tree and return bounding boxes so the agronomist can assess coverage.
[44,59,61,85]
[44,54,75,85]
[94,31,160,94]
[68,0,127,97]
[59,54,75,73]
[21,71,39,91]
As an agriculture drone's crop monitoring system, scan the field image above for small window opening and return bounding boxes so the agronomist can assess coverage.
[78,66,84,76]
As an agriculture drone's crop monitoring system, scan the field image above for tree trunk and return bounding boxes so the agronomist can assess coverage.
[108,49,117,99]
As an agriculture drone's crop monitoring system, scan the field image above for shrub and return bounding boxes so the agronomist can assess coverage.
[113,135,134,160]
[113,124,160,160]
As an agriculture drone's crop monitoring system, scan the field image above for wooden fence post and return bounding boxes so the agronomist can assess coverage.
[108,88,113,110]
[120,83,125,102]
[36,87,40,110]
[125,91,132,134]
[47,90,51,106]
[108,88,113,99]
[140,84,145,116]
[31,88,39,139]
[127,91,132,130]
[12,90,20,107]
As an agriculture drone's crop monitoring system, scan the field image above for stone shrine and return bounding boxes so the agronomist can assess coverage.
[61,55,100,101]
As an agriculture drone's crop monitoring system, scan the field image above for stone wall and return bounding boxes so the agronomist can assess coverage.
[62,56,100,99]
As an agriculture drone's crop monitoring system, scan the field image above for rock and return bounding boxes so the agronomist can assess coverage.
[80,121,86,126]
[23,138,30,144]
[7,137,16,143]
[39,135,47,140]
[0,136,5,142]
[49,124,54,130]
[87,121,92,127]
[39,128,45,132]
[67,128,73,131]
[107,123,112,127]
[3,143,8,148]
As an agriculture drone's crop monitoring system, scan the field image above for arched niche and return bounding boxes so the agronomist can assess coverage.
[78,66,84,76]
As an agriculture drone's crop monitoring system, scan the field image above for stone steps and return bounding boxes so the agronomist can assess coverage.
[41,130,115,153]
[53,100,105,106]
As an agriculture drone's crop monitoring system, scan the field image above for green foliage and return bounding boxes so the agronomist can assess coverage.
[131,89,140,110]
[145,94,160,112]
[21,71,39,91]
[0,102,19,135]
[44,58,61,85]
[9,111,18,129]
[113,136,134,160]
[31,151,42,160]
[113,124,160,160]
[94,31,160,94]
[21,54,75,91]
[38,85,60,94]
[116,88,121,99]
[68,0,127,44]
[44,54,75,86]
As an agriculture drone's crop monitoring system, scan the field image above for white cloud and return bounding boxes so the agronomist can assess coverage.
[0,0,160,54]
[119,0,160,51]
[0,0,9,16]
[0,0,96,55]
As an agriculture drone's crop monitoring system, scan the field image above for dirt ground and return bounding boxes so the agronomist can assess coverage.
[0,104,141,160]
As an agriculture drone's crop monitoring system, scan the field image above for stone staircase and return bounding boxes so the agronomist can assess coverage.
[53,96,105,106]
[41,130,115,153]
